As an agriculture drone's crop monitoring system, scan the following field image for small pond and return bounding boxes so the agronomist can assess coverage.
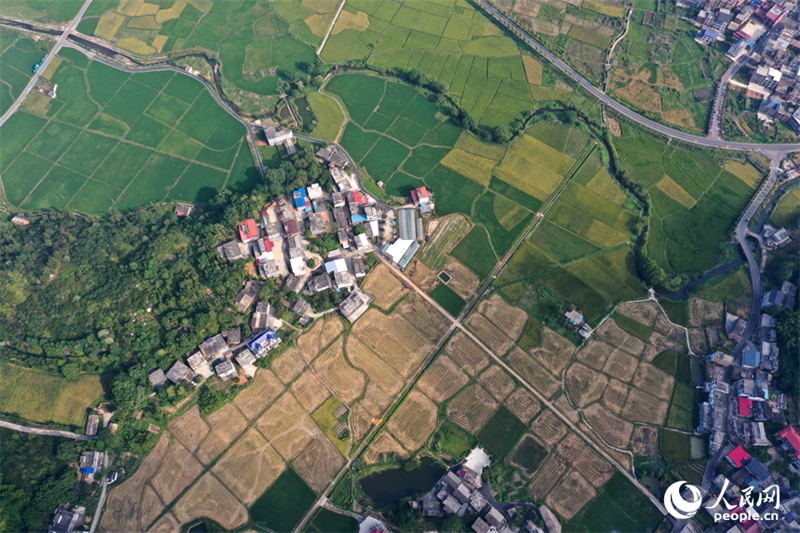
[360,457,446,508]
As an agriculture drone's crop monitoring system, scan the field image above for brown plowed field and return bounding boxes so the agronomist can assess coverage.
[602,349,639,382]
[531,409,569,446]
[467,313,514,356]
[505,387,541,423]
[417,355,470,403]
[534,328,576,375]
[632,363,674,400]
[256,392,319,460]
[350,403,374,441]
[443,259,480,299]
[363,264,408,310]
[688,328,709,354]
[597,320,645,356]
[632,426,660,456]
[546,469,597,520]
[565,364,608,408]
[347,336,404,394]
[477,365,516,401]
[584,403,634,448]
[212,428,286,504]
[406,258,439,293]
[478,294,528,340]
[621,388,669,424]
[530,454,568,500]
[271,347,307,384]
[653,312,680,336]
[147,512,179,533]
[298,318,326,363]
[196,402,249,465]
[507,347,561,399]
[290,369,332,412]
[397,293,451,341]
[364,431,409,464]
[617,301,661,327]
[447,385,498,433]
[360,381,395,417]
[321,315,345,343]
[149,440,203,504]
[234,369,285,419]
[353,310,431,377]
[576,340,614,371]
[294,433,345,492]
[648,330,685,354]
[387,390,438,452]
[139,485,164,531]
[313,337,366,405]
[172,473,248,530]
[446,331,489,376]
[602,379,630,414]
[689,298,723,327]
[168,405,209,452]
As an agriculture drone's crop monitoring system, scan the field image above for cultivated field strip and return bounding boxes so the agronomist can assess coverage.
[531,409,569,446]
[506,347,561,399]
[584,403,635,449]
[602,379,630,414]
[546,469,597,520]
[359,381,396,417]
[290,370,332,412]
[364,431,409,465]
[446,384,498,433]
[530,454,569,500]
[596,320,645,356]
[346,336,404,395]
[312,336,366,405]
[477,365,516,401]
[533,328,576,375]
[172,473,248,531]
[298,318,326,363]
[386,390,438,452]
[167,404,209,452]
[445,331,490,376]
[397,293,451,341]
[195,402,248,465]
[617,300,661,327]
[353,310,431,377]
[621,388,670,425]
[211,428,285,505]
[256,392,319,461]
[271,347,306,384]
[576,339,614,370]
[146,512,180,533]
[233,369,285,420]
[416,355,470,403]
[505,387,542,423]
[632,363,675,400]
[149,440,203,504]
[565,364,608,408]
[477,294,528,340]
[466,313,514,356]
[294,434,345,492]
[139,486,165,533]
[362,263,408,309]
[602,349,640,382]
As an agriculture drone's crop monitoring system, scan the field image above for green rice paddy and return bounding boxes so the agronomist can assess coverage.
[0,31,45,116]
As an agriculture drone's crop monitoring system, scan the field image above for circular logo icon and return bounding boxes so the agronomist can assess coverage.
[664,481,703,520]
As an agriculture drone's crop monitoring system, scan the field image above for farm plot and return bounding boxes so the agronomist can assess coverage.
[233,369,285,420]
[689,298,724,327]
[601,348,640,382]
[477,365,516,401]
[386,390,438,452]
[172,473,248,531]
[147,512,178,533]
[291,370,332,414]
[396,292,451,341]
[362,264,408,310]
[532,328,577,375]
[149,439,203,505]
[257,392,321,461]
[359,381,396,418]
[312,336,366,405]
[443,259,481,299]
[632,363,675,400]
[583,403,634,448]
[446,384,499,433]
[311,396,351,455]
[346,335,404,395]
[364,432,409,464]
[416,355,470,403]
[510,435,549,476]
[602,379,630,415]
[195,402,249,465]
[298,317,327,363]
[294,433,346,492]
[621,388,670,425]
[353,310,432,377]
[632,426,660,456]
[546,469,598,520]
[617,300,662,327]
[418,215,471,270]
[271,347,307,384]
[505,387,541,423]
[139,486,165,532]
[467,312,514,356]
[446,331,490,376]
[507,347,561,399]
[565,364,608,408]
[212,428,286,504]
[168,405,210,452]
[477,293,528,340]
[596,319,645,356]
[530,454,569,500]
[478,405,527,458]
[493,134,575,202]
[530,409,569,446]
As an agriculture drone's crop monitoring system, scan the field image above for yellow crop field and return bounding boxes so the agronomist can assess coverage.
[387,390,438,451]
[95,12,126,40]
[505,387,541,423]
[353,310,432,377]
[585,168,628,205]
[466,313,513,356]
[557,433,614,488]
[657,175,696,208]
[212,428,286,504]
[603,378,631,414]
[155,0,186,23]
[362,264,407,310]
[441,149,496,186]
[152,34,168,53]
[396,293,451,341]
[584,403,634,448]
[546,469,597,520]
[477,293,527,340]
[271,347,306,384]
[477,365,515,401]
[172,473,248,530]
[493,135,575,201]
[117,38,156,55]
[294,433,345,491]
[584,0,625,17]
[332,10,369,34]
[364,432,409,464]
[445,331,489,376]
[256,392,319,460]
[565,363,608,408]
[455,131,507,160]
[522,55,543,85]
[725,160,763,187]
[290,369,332,412]
[195,402,248,465]
[507,347,561,398]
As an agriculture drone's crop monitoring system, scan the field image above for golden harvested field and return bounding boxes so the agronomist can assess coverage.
[602,348,639,382]
[621,388,669,425]
[416,355,470,404]
[360,381,395,417]
[446,331,489,376]
[347,336,404,394]
[363,264,407,310]
[350,403,375,441]
[522,54,544,85]
[195,402,248,465]
[648,330,685,354]
[234,369,285,419]
[101,433,170,533]
[441,149,496,186]
[632,426,660,456]
[657,175,696,209]
[530,454,568,500]
[443,259,481,299]
[168,405,209,452]
[557,433,614,488]
[725,160,763,187]
[632,363,674,400]
[294,433,345,492]
[271,347,306,384]
[478,294,528,340]
[576,339,614,371]
[507,347,561,399]
[387,390,438,452]
[505,387,541,423]
[155,0,185,23]
[596,319,645,356]
[312,337,366,405]
[584,403,634,448]
[477,365,516,401]
[149,440,203,504]
[467,313,514,356]
[566,364,608,407]
[256,392,319,460]
[602,379,630,414]
[546,469,597,520]
[406,259,439,292]
[212,428,286,504]
[397,293,451,341]
[617,300,661,327]
[290,369,332,412]
[172,473,248,531]
[364,431,409,464]
[531,409,569,446]
[139,486,165,531]
[689,298,724,327]
[147,512,179,533]
[96,11,125,40]
[353,310,432,377]
[446,385,498,433]
[298,318,326,363]
[332,8,369,33]
[322,315,345,342]
[534,328,576,375]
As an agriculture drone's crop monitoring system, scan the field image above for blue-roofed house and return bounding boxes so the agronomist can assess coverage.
[352,213,367,224]
[293,188,311,212]
[744,457,772,484]
[247,328,281,358]
[742,349,761,369]
[696,28,719,44]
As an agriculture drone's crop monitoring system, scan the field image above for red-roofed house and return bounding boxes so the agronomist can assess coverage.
[777,426,800,459]
[411,186,429,205]
[739,397,753,417]
[239,219,258,243]
[727,445,751,468]
[353,191,368,204]
[263,238,274,253]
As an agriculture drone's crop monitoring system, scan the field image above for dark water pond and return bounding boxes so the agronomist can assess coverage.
[360,457,446,508]
[187,522,208,533]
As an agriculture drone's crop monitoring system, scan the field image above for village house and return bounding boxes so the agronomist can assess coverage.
[223,328,241,345]
[257,257,280,279]
[215,360,237,381]
[411,186,433,213]
[166,360,193,384]
[777,426,800,460]
[47,505,85,533]
[238,218,259,243]
[235,280,263,313]
[218,240,248,262]
[11,213,30,226]
[709,350,735,366]
[334,271,353,290]
[316,145,348,168]
[235,349,257,377]
[79,451,108,483]
[187,352,213,378]
[337,228,350,249]
[332,192,345,207]
[199,334,230,361]
[310,273,332,293]
[352,256,367,278]
[260,208,281,239]
[251,302,280,332]
[309,212,325,235]
[355,233,369,251]
[85,414,100,437]
[264,125,293,146]
[247,329,281,358]
[461,447,491,488]
[339,290,372,323]
[291,299,313,318]
[333,207,349,228]
[285,274,304,293]
[148,368,167,388]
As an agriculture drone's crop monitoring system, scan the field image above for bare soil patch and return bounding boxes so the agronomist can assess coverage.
[602,379,630,414]
[688,328,709,355]
[417,355,470,403]
[477,365,516,401]
[290,369,332,412]
[576,340,614,371]
[172,473,248,531]
[621,388,669,425]
[648,330,685,355]
[507,347,561,399]
[566,364,608,407]
[632,363,674,400]
[364,431,409,464]
[632,426,660,456]
[234,369,285,419]
[505,387,541,423]
[446,384,498,433]
[446,331,489,376]
[689,298,724,327]
[663,109,697,130]
[212,428,286,504]
[546,469,597,520]
[363,264,408,310]
[530,409,569,446]
[294,433,345,491]
[168,405,209,452]
[602,349,639,382]
[467,313,514,356]
[387,390,438,452]
[584,403,634,448]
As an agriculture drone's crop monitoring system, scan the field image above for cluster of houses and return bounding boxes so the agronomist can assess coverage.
[562,307,594,339]
[47,505,86,533]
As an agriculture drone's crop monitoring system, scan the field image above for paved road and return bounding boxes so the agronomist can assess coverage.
[0,418,97,440]
[88,478,108,533]
[317,0,347,56]
[0,0,95,128]
[474,0,798,155]
[708,57,746,141]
